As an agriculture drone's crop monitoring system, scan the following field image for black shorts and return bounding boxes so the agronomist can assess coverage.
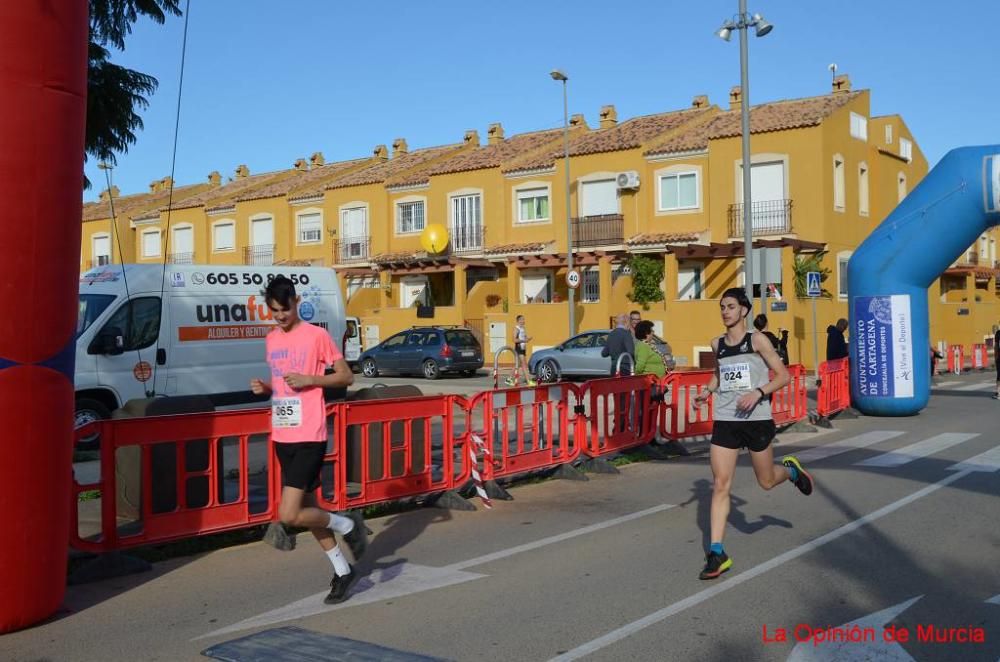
[274,441,326,491]
[711,419,776,453]
[515,345,527,356]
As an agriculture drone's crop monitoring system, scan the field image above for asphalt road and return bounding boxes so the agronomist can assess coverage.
[7,371,1000,661]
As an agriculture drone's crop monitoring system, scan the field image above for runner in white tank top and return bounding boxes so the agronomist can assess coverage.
[692,288,814,580]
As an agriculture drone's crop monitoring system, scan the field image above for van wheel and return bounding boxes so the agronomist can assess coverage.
[422,359,440,380]
[75,398,111,449]
[361,358,379,377]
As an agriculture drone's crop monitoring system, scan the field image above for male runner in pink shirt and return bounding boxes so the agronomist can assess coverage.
[251,276,367,604]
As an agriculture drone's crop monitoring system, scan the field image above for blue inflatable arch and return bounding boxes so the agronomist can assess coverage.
[848,145,1000,416]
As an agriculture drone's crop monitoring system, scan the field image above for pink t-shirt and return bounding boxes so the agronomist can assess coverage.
[265,322,342,443]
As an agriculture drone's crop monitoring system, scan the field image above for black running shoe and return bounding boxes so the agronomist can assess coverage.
[699,551,732,580]
[343,510,368,561]
[782,455,813,496]
[324,568,358,605]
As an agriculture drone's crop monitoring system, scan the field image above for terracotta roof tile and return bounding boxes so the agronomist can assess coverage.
[483,242,552,256]
[327,144,465,191]
[508,108,710,171]
[425,128,564,177]
[626,231,705,247]
[82,183,212,222]
[239,158,371,202]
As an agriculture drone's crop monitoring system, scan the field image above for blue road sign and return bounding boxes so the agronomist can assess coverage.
[807,271,822,297]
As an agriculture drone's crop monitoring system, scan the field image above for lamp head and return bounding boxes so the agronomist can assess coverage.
[550,69,568,82]
[715,24,733,41]
[753,14,773,37]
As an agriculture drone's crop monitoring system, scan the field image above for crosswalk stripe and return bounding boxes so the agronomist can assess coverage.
[793,431,905,463]
[855,432,980,468]
[935,380,960,387]
[948,445,1000,473]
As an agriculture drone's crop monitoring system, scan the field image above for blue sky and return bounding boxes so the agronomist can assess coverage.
[85,0,1000,199]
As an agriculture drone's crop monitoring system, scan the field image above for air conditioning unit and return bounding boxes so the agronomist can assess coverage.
[616,171,640,190]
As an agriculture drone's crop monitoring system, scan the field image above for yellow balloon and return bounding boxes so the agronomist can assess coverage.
[420,223,449,254]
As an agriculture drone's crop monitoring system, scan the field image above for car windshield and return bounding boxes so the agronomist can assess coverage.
[77,294,116,339]
[445,330,478,347]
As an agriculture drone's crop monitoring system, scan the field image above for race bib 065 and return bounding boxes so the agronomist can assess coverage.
[272,398,302,428]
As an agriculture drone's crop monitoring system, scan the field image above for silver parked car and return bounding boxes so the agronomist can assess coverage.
[527,330,673,382]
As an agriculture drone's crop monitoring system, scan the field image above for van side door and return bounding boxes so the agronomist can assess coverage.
[89,296,163,403]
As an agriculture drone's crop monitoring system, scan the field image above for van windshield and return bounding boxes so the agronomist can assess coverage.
[77,294,116,339]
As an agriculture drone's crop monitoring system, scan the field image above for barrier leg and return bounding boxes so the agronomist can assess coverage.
[579,456,620,474]
[263,522,296,551]
[67,552,152,586]
[548,464,589,481]
[430,490,477,511]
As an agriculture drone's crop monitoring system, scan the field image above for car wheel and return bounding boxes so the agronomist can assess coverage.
[361,358,379,377]
[422,359,440,380]
[537,359,560,384]
[75,398,111,449]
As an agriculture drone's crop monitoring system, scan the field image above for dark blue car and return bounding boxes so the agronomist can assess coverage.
[359,326,484,379]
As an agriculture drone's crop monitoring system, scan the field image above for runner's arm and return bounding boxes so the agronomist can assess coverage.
[309,358,354,388]
[250,378,272,395]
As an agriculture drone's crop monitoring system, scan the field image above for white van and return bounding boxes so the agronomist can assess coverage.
[75,264,352,434]
[344,316,362,366]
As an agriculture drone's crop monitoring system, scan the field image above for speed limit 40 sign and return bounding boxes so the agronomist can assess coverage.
[566,269,581,289]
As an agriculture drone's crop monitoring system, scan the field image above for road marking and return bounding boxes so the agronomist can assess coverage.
[786,596,922,661]
[947,444,1000,472]
[855,433,979,468]
[793,431,905,463]
[935,380,960,387]
[197,503,677,641]
[953,381,996,391]
[987,594,1000,606]
[549,449,998,662]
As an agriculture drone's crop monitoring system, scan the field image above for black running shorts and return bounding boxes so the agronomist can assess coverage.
[274,441,326,491]
[710,419,776,453]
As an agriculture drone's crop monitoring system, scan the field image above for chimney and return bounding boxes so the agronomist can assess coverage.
[487,123,505,145]
[599,105,618,129]
[293,157,309,172]
[207,170,221,186]
[569,113,587,128]
[149,180,159,193]
[729,86,742,110]
[159,176,173,191]
[99,185,120,201]
[310,152,325,167]
[691,94,709,109]
[463,129,480,147]
[373,144,389,161]
[235,164,250,179]
[391,138,409,157]
[832,73,851,94]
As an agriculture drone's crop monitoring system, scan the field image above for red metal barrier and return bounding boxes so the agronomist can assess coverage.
[660,370,715,440]
[947,345,965,374]
[971,344,988,370]
[579,375,658,458]
[72,407,278,553]
[817,358,851,417]
[772,364,808,427]
[339,394,464,509]
[464,383,583,480]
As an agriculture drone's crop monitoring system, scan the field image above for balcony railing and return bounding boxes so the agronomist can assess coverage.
[334,236,370,264]
[89,256,111,269]
[728,199,793,237]
[168,252,194,265]
[572,214,624,248]
[243,244,275,266]
[449,223,485,255]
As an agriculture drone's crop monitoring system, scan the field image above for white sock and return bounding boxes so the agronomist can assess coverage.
[326,546,351,576]
[328,513,354,535]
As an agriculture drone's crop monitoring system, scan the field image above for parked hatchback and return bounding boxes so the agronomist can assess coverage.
[528,330,673,382]
[359,326,484,379]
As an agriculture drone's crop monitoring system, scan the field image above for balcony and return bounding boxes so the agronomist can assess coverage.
[572,214,624,248]
[334,236,370,264]
[243,244,275,266]
[449,223,485,255]
[728,199,793,237]
[168,252,194,265]
[89,256,111,269]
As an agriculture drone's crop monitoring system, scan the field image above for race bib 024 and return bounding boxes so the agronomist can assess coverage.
[720,362,752,392]
[272,398,302,428]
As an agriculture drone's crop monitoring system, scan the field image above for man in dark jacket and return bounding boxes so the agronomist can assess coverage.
[826,318,849,361]
[602,312,635,375]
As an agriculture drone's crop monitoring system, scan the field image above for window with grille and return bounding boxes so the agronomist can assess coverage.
[582,269,600,302]
[397,201,425,234]
[517,188,550,222]
[451,194,482,250]
[92,235,110,264]
[298,212,322,244]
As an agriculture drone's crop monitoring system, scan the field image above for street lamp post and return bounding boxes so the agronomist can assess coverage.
[717,2,772,315]
[550,69,575,337]
[97,162,114,266]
